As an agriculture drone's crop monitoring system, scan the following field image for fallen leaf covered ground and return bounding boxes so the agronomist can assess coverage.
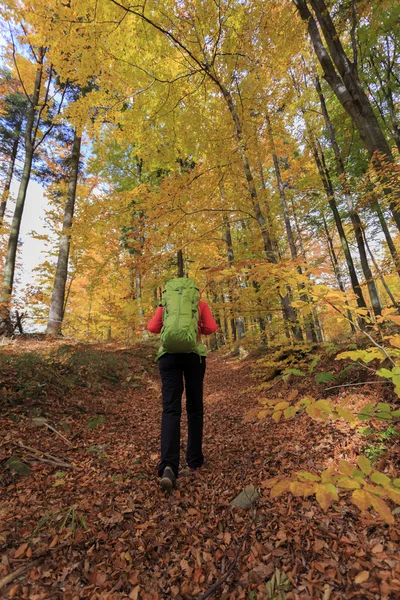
[1,341,399,599]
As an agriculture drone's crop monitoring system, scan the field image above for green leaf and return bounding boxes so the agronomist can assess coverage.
[370,471,391,487]
[375,412,393,422]
[282,368,306,378]
[376,368,394,379]
[393,478,400,488]
[315,399,333,412]
[315,372,336,384]
[309,355,322,373]
[337,407,356,423]
[376,403,391,413]
[87,415,106,430]
[283,406,298,418]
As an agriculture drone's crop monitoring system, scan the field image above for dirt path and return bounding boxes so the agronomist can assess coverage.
[1,351,399,599]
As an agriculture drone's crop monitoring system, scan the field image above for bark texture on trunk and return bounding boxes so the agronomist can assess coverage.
[0,135,20,224]
[0,62,43,336]
[46,132,82,335]
[217,85,302,339]
[265,111,317,342]
[294,0,400,231]
[322,214,356,332]
[177,249,184,278]
[315,75,382,316]
[311,141,368,323]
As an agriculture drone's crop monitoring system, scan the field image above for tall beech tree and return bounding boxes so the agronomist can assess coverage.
[46,130,82,335]
[293,0,400,232]
[0,71,29,225]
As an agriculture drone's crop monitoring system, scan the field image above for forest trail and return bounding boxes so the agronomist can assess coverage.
[1,346,399,599]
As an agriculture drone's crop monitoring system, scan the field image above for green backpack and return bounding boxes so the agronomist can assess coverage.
[160,278,200,354]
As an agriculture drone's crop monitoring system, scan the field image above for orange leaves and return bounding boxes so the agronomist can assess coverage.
[14,542,29,559]
[354,570,370,584]
[358,455,372,476]
[338,460,355,477]
[370,496,395,525]
[270,479,291,498]
[315,483,338,511]
[351,489,372,512]
[264,454,399,525]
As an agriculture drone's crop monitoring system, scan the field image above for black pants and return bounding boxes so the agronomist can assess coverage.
[158,353,206,477]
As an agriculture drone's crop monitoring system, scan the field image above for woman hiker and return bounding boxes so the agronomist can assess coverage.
[147,278,218,491]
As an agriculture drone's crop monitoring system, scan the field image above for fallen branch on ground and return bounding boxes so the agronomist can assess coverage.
[0,559,43,591]
[197,516,255,600]
[325,380,387,391]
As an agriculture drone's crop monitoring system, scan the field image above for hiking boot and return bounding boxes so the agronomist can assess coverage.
[160,466,176,492]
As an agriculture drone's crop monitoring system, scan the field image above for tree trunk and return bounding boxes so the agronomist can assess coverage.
[315,74,400,277]
[218,85,303,341]
[322,214,356,332]
[372,194,400,278]
[265,110,317,342]
[362,227,399,309]
[0,135,19,225]
[177,249,184,277]
[294,0,400,231]
[46,131,82,335]
[311,141,368,324]
[0,62,43,336]
[314,75,382,316]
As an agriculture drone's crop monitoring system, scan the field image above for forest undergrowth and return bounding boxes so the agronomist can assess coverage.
[0,339,400,600]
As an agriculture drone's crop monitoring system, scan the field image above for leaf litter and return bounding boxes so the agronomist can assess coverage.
[0,342,399,599]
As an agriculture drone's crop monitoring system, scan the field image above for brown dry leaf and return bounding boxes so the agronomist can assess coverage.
[14,542,28,558]
[314,538,325,552]
[129,585,141,600]
[224,531,231,545]
[371,543,384,553]
[322,584,332,600]
[354,570,370,584]
[9,584,20,598]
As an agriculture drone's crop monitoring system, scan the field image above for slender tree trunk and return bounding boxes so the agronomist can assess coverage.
[177,249,184,277]
[218,85,303,341]
[0,135,19,225]
[0,62,43,336]
[311,141,368,322]
[348,204,382,316]
[294,0,400,231]
[362,227,399,309]
[315,76,382,316]
[322,214,356,332]
[46,131,82,335]
[371,193,400,277]
[265,110,317,342]
[315,75,400,277]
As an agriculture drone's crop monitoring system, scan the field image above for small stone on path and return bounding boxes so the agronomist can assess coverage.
[230,485,259,509]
